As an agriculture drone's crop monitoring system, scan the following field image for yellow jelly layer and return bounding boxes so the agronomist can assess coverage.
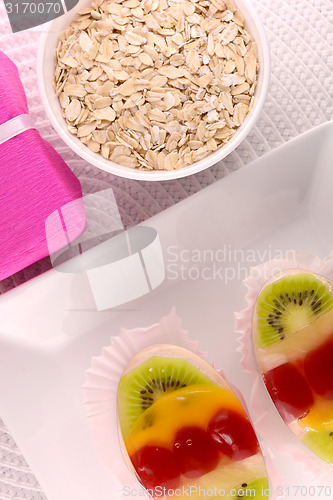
[125,384,246,457]
[299,396,333,432]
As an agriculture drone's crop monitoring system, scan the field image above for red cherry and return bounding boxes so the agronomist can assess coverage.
[264,362,314,423]
[304,340,333,399]
[207,408,259,460]
[131,446,180,492]
[173,426,219,478]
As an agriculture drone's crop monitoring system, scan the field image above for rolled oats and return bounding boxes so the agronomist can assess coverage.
[233,102,248,126]
[55,0,258,170]
[65,98,81,121]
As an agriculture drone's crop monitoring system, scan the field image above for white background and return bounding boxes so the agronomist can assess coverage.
[0,0,332,498]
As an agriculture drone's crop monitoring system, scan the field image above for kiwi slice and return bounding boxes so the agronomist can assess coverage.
[302,429,333,463]
[255,272,333,348]
[196,478,269,500]
[117,356,214,438]
[205,477,269,499]
[233,477,269,499]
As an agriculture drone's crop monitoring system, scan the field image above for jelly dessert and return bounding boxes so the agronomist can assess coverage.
[117,345,268,499]
[253,270,333,463]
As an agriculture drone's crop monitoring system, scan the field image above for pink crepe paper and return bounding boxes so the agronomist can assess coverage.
[0,51,85,281]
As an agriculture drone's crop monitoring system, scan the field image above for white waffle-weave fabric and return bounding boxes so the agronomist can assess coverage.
[0,0,332,497]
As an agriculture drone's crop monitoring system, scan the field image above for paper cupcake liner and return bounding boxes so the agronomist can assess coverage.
[236,252,333,486]
[83,308,198,492]
[83,308,280,498]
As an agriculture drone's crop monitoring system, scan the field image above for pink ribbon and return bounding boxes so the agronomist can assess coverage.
[0,114,36,145]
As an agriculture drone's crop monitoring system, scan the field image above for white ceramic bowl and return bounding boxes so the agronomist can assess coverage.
[38,0,270,181]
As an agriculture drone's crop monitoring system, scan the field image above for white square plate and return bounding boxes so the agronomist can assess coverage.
[1,122,333,500]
